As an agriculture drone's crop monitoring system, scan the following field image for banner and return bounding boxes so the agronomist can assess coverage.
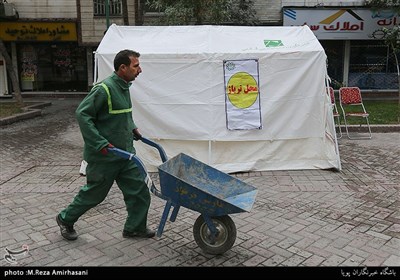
[0,22,77,42]
[283,8,399,40]
[223,59,261,130]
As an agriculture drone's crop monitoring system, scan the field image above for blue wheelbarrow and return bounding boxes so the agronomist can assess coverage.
[108,137,258,255]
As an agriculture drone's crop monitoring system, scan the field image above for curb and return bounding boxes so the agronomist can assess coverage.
[337,124,400,133]
[21,92,87,98]
[371,125,400,132]
[0,102,52,126]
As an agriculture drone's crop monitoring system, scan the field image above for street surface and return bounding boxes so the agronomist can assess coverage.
[1,98,399,268]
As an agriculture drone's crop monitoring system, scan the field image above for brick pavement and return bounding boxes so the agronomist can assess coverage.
[0,97,399,268]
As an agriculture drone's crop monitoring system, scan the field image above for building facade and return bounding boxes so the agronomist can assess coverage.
[139,0,399,92]
[0,0,137,94]
[280,1,399,92]
[0,0,398,94]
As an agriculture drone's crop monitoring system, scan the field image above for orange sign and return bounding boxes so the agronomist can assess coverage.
[0,22,77,41]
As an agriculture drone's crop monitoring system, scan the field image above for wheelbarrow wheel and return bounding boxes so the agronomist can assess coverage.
[193,215,236,255]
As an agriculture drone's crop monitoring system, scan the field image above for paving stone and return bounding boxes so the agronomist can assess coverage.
[0,97,399,268]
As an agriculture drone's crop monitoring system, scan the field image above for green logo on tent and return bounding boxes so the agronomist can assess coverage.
[264,40,283,47]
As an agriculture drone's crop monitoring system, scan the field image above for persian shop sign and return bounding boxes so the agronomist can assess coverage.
[0,22,77,41]
[283,8,399,40]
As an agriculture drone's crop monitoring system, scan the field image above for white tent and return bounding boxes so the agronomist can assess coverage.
[95,24,340,173]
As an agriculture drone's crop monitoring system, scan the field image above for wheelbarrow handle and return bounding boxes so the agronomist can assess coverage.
[140,137,168,163]
[107,147,163,198]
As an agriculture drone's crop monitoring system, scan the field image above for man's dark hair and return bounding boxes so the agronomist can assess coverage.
[114,49,140,71]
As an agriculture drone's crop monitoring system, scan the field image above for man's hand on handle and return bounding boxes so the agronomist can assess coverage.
[100,143,114,155]
[133,128,142,141]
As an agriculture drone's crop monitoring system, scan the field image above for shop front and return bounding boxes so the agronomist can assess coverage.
[0,21,88,92]
[283,7,399,91]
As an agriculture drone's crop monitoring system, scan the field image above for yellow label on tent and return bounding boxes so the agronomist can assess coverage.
[227,72,258,109]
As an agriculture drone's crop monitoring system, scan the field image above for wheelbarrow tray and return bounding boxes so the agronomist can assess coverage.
[158,153,258,216]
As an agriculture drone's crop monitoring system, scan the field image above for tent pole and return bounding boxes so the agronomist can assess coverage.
[208,140,212,166]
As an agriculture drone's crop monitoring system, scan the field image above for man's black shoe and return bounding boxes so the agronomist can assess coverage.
[123,228,156,238]
[56,214,78,240]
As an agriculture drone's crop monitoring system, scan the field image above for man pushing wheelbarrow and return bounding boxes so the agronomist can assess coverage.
[56,49,257,255]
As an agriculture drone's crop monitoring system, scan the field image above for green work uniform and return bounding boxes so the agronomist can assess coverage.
[59,72,150,233]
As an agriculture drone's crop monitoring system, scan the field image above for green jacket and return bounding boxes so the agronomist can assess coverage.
[76,72,138,163]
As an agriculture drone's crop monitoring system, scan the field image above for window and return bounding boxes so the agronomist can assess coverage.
[18,44,88,91]
[94,0,122,16]
[321,40,345,89]
[349,40,398,90]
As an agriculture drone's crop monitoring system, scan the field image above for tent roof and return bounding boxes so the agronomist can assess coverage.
[97,24,323,55]
[93,24,339,173]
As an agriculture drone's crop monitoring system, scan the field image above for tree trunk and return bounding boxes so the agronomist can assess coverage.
[0,39,23,106]
[394,54,400,124]
[396,57,400,124]
[392,43,400,123]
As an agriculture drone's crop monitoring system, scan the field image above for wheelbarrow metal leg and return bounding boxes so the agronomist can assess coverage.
[157,200,172,237]
[169,205,180,222]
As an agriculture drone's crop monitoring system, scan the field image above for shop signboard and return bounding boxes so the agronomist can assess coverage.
[283,8,399,40]
[0,22,77,41]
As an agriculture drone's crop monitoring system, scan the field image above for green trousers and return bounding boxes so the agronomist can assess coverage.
[59,159,150,232]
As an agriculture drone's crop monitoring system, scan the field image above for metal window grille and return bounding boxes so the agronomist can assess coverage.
[94,0,122,16]
[348,41,398,90]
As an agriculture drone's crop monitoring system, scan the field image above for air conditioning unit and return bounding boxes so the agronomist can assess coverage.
[0,3,19,19]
